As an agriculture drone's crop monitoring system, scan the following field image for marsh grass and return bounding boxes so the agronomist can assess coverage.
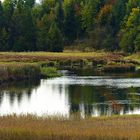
[125,53,140,63]
[41,67,61,78]
[0,115,140,140]
[0,52,124,62]
[0,52,137,68]
[0,63,40,82]
[125,53,140,70]
[0,52,139,82]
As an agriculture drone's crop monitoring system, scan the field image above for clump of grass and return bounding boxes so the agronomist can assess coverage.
[41,67,61,78]
[136,65,140,71]
[0,63,40,83]
[125,53,140,63]
[0,62,63,83]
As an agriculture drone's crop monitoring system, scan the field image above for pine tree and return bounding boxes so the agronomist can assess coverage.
[48,22,63,52]
[12,0,36,51]
[63,0,78,43]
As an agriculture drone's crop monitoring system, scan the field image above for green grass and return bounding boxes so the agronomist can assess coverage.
[136,65,140,70]
[41,67,61,78]
[125,53,140,64]
[0,115,140,140]
[125,53,140,70]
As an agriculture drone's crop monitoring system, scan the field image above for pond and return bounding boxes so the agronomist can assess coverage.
[0,68,140,117]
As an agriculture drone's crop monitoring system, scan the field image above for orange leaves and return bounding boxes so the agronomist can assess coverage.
[107,0,117,5]
[97,4,113,25]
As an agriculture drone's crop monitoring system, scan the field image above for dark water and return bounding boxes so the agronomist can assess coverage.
[0,69,140,117]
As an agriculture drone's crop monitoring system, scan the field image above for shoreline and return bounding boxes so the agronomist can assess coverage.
[0,52,139,82]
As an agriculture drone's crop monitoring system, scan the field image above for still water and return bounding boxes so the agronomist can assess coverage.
[0,69,140,117]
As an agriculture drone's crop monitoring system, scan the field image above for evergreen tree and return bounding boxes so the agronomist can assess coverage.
[63,0,78,43]
[120,8,140,53]
[0,28,9,51]
[36,9,55,51]
[55,1,64,33]
[0,0,139,52]
[0,1,8,51]
[48,22,63,52]
[3,0,16,50]
[0,1,4,28]
[112,0,127,32]
[12,0,36,51]
[81,0,100,30]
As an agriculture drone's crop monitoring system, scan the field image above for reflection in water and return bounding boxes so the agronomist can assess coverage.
[0,80,70,116]
[0,70,140,117]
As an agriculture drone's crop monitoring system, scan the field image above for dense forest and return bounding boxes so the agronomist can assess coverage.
[0,0,139,52]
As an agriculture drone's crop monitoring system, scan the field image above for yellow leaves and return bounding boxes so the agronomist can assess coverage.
[126,8,140,28]
[98,4,112,19]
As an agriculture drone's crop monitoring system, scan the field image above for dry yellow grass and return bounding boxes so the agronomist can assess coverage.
[0,52,124,62]
[126,53,140,63]
[0,115,140,140]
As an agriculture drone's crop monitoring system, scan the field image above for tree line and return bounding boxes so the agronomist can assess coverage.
[0,0,139,53]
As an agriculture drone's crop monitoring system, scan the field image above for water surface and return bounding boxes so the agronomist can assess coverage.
[0,69,140,117]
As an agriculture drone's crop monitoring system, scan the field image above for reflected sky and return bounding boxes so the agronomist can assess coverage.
[0,80,70,116]
[45,76,140,88]
[0,70,140,117]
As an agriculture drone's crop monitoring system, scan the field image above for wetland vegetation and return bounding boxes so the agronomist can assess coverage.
[1,0,140,139]
[0,115,140,140]
[0,57,139,139]
[0,52,140,83]
[0,52,139,140]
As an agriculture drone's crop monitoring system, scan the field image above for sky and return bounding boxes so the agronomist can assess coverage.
[0,0,40,3]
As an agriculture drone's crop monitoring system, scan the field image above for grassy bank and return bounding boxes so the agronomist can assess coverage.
[125,53,140,63]
[0,115,140,140]
[0,52,122,62]
[0,52,139,82]
[0,52,137,67]
[125,53,140,70]
[0,51,137,65]
[0,62,60,83]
